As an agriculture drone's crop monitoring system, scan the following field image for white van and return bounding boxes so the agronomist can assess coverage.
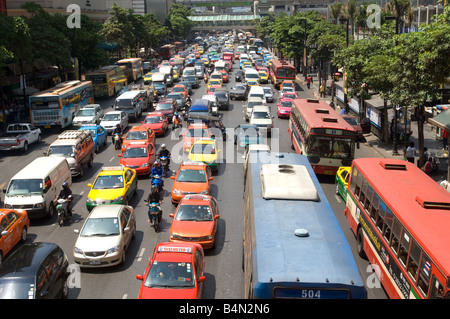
[114,90,144,120]
[3,157,72,219]
[159,65,173,86]
[244,68,260,84]
[248,86,267,104]
[182,67,196,78]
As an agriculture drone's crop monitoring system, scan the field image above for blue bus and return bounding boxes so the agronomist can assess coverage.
[30,80,94,129]
[243,152,367,299]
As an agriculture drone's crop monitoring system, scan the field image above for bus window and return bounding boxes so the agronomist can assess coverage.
[390,217,401,254]
[371,193,381,225]
[398,229,411,267]
[364,185,374,213]
[383,206,393,243]
[359,178,368,206]
[354,170,363,199]
[407,239,421,281]
[417,255,432,297]
[429,276,445,299]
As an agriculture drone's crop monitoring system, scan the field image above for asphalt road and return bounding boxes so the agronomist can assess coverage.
[0,61,387,299]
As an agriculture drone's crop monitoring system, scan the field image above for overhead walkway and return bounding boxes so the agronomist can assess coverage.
[188,14,260,30]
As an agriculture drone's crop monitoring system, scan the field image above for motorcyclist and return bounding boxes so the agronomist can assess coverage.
[158,144,171,168]
[112,124,123,143]
[56,181,72,216]
[151,160,164,178]
[172,112,182,129]
[146,185,162,222]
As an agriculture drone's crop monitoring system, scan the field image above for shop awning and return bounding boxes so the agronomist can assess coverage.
[428,108,450,131]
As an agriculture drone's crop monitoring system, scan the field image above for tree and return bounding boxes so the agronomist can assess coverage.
[330,2,343,24]
[167,4,192,40]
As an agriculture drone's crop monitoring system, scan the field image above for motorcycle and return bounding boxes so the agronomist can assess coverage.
[172,116,182,131]
[113,133,122,150]
[56,197,72,227]
[159,156,169,177]
[145,200,162,232]
[151,174,164,193]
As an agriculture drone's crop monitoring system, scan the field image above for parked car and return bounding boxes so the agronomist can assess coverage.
[0,123,41,152]
[0,242,69,299]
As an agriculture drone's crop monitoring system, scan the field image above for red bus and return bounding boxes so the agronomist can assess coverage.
[288,98,356,175]
[345,158,450,299]
[269,59,296,89]
[158,44,175,60]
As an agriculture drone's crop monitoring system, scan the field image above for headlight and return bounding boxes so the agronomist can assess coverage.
[34,202,46,209]
[141,163,149,168]
[200,235,213,240]
[113,196,124,202]
[4,204,12,209]
[200,190,208,195]
[172,189,181,196]
[74,247,83,254]
[107,246,120,255]
[170,233,182,240]
[87,198,95,204]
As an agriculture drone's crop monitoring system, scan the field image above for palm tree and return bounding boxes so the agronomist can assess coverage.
[330,2,343,24]
[345,0,358,38]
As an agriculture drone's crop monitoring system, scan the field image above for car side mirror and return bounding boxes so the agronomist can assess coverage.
[198,276,206,283]
[209,177,214,181]
[87,183,92,188]
[171,176,175,180]
[136,274,143,281]
[169,213,174,218]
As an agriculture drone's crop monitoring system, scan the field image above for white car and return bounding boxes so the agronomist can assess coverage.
[100,111,129,134]
[249,105,274,136]
[73,205,136,268]
[72,104,104,127]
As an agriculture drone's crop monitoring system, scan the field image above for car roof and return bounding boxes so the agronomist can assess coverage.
[128,125,148,131]
[98,166,126,175]
[104,111,124,115]
[179,161,207,169]
[88,204,124,219]
[158,98,174,103]
[0,242,60,278]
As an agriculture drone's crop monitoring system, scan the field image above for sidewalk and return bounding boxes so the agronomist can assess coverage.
[294,72,450,184]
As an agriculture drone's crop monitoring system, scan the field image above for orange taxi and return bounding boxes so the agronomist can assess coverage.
[170,162,213,205]
[181,123,212,152]
[118,141,156,176]
[136,242,205,299]
[121,125,155,153]
[141,112,168,136]
[218,69,229,83]
[169,195,220,249]
[0,209,30,264]
[280,80,295,91]
[171,84,188,98]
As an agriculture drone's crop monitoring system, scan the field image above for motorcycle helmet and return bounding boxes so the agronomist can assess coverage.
[161,144,166,150]
[154,161,160,167]
[62,182,69,189]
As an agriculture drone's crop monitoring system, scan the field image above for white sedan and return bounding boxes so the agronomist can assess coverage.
[100,111,129,134]
[73,205,136,268]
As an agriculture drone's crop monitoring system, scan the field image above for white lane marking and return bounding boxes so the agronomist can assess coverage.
[137,248,146,262]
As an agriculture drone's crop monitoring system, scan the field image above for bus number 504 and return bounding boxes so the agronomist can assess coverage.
[301,290,321,298]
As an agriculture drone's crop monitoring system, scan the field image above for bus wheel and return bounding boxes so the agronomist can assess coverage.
[357,227,367,259]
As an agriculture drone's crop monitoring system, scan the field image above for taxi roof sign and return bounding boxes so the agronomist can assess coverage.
[158,246,192,253]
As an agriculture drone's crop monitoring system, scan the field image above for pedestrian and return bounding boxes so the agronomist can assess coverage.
[319,82,325,98]
[423,147,429,162]
[405,142,416,164]
[443,130,448,150]
[306,75,312,89]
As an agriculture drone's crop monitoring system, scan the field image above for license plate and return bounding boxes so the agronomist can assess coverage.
[89,259,101,265]
[44,125,51,128]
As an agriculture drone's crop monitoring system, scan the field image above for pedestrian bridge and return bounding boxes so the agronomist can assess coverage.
[188,14,260,31]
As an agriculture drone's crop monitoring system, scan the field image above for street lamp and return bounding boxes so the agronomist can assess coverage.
[339,18,350,113]
[300,18,308,80]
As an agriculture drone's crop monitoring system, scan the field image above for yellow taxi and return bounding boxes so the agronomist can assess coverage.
[201,57,209,66]
[258,70,269,84]
[86,166,138,211]
[143,72,153,84]
[247,79,260,87]
[335,166,351,202]
[206,79,222,91]
[173,69,179,82]
[188,138,221,173]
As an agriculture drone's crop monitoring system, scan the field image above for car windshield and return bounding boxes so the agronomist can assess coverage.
[234,85,246,91]
[123,147,147,158]
[92,175,124,189]
[238,126,259,137]
[0,278,35,299]
[6,179,43,196]
[343,117,359,126]
[281,101,292,107]
[187,129,208,138]
[144,261,194,288]
[263,87,272,93]
[172,87,184,92]
[144,116,162,124]
[175,204,213,221]
[125,131,147,140]
[176,169,207,183]
[115,98,133,107]
[191,143,216,155]
[214,92,227,98]
[283,93,297,99]
[103,114,120,121]
[48,145,75,156]
[80,217,120,237]
[156,103,172,110]
[77,109,95,117]
[252,111,270,119]
[84,129,97,137]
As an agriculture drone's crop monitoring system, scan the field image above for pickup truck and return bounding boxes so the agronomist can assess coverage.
[0,123,41,152]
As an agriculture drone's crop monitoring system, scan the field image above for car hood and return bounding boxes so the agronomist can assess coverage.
[250,118,272,125]
[172,182,209,194]
[75,234,121,253]
[74,116,95,122]
[138,286,198,299]
[4,194,43,204]
[189,152,217,163]
[88,188,125,201]
[171,220,215,238]
[100,120,120,126]
[120,157,148,167]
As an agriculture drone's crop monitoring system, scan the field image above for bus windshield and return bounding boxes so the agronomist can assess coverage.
[308,136,353,159]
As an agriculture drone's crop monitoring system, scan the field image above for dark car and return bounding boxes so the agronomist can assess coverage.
[0,242,69,299]
[230,84,248,101]
[342,114,364,141]
[166,92,186,110]
[155,98,177,123]
[234,124,264,151]
[213,89,230,110]
[183,75,199,89]
[235,70,243,82]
